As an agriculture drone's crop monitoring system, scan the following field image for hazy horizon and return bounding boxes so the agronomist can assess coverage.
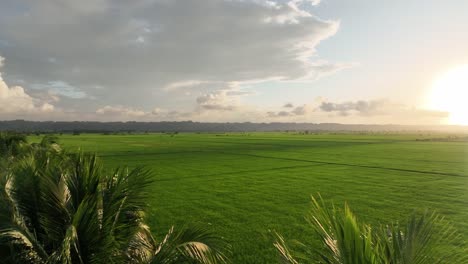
[1,0,467,125]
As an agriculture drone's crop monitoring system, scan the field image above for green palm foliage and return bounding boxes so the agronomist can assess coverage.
[380,211,466,264]
[275,195,467,264]
[147,225,229,264]
[0,132,27,158]
[0,139,229,264]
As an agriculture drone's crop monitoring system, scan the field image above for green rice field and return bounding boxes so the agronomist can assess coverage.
[33,133,468,263]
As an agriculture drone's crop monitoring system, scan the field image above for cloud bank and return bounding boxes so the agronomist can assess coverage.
[0,56,55,119]
[318,99,449,120]
[0,1,449,125]
[0,0,340,119]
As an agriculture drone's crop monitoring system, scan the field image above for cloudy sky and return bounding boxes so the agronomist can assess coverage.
[0,0,467,124]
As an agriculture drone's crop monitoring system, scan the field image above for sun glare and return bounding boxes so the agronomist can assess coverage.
[428,64,468,125]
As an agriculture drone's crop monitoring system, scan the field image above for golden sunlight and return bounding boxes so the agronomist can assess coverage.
[427,64,468,125]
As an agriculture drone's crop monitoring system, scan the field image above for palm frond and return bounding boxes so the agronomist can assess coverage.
[381,211,468,264]
[5,156,45,242]
[71,194,115,264]
[37,169,72,250]
[274,232,299,264]
[65,152,102,212]
[0,227,49,262]
[152,225,230,264]
[126,222,157,263]
[306,195,382,264]
[0,132,27,158]
[275,195,467,264]
[48,225,82,264]
[100,166,154,259]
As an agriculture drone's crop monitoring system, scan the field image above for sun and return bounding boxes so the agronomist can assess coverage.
[427,64,468,125]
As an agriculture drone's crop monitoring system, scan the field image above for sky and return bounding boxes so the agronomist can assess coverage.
[0,0,467,124]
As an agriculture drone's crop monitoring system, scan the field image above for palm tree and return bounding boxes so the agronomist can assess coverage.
[275,195,467,264]
[0,142,229,263]
[0,132,27,158]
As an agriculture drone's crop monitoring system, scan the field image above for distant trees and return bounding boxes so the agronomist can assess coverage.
[0,135,229,263]
[275,195,467,264]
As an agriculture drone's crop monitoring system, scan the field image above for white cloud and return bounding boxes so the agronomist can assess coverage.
[268,104,310,117]
[40,103,55,112]
[196,92,236,111]
[0,0,341,116]
[96,105,147,117]
[0,56,55,117]
[95,105,195,121]
[316,99,449,124]
[262,98,450,125]
[194,82,256,112]
[95,81,256,121]
[162,80,214,92]
[294,0,321,6]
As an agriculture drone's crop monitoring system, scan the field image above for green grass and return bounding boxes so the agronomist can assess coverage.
[30,132,468,263]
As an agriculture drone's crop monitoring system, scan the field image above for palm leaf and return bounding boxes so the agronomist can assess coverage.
[306,195,382,264]
[48,225,82,264]
[381,211,468,264]
[151,225,230,264]
[274,232,299,264]
[275,195,466,264]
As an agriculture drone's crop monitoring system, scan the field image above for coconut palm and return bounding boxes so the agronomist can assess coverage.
[275,195,467,264]
[0,141,229,263]
[379,211,466,264]
[0,132,27,158]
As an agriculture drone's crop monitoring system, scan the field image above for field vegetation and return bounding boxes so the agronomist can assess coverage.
[0,133,228,263]
[24,132,467,263]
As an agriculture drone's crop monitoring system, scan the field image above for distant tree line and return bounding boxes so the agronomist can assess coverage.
[1,120,466,134]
